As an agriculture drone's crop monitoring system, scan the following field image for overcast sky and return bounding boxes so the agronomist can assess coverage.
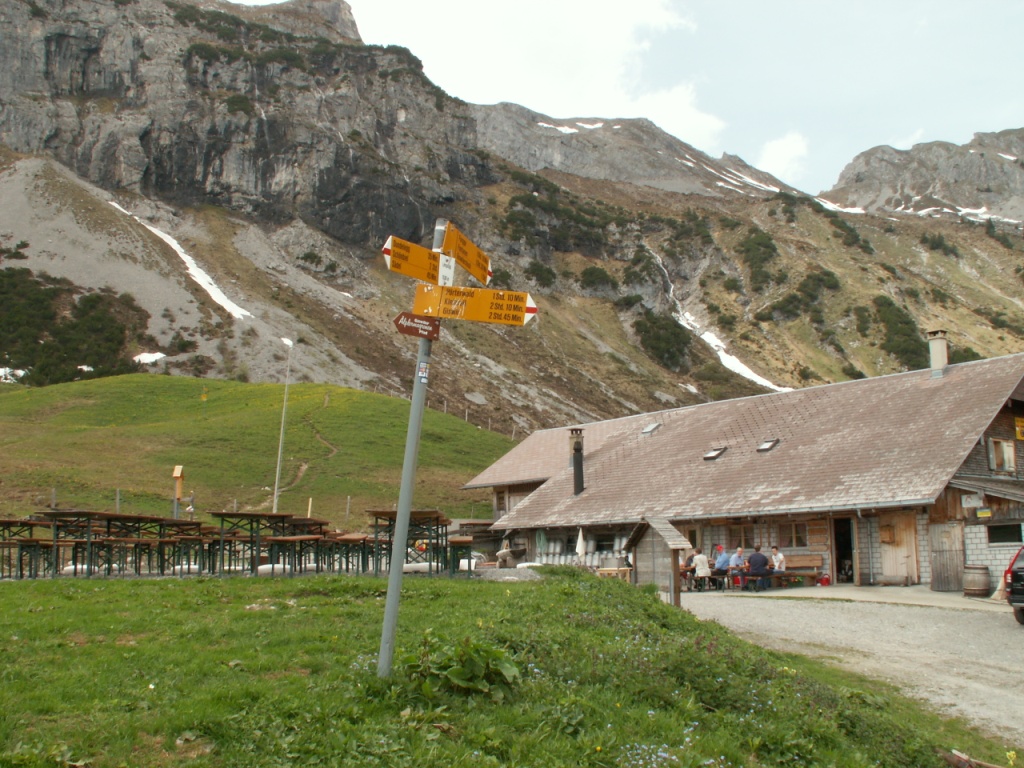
[236,0,1024,195]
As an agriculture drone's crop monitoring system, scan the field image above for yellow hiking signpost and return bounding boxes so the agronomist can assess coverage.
[381,235,455,286]
[377,219,537,679]
[440,221,493,286]
[412,284,537,326]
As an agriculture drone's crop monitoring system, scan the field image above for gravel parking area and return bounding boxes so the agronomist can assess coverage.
[678,588,1024,749]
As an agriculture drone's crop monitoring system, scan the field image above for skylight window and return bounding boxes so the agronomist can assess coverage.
[757,438,781,453]
[703,446,727,461]
[641,422,661,436]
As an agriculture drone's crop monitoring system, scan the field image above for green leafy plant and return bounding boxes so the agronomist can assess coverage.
[399,630,520,702]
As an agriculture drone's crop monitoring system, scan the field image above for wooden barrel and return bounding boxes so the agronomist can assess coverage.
[962,564,992,597]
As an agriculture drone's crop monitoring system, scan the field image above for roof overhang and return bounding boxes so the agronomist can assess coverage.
[949,476,1024,504]
[462,476,550,491]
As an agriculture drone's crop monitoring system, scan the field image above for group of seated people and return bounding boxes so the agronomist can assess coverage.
[682,544,785,592]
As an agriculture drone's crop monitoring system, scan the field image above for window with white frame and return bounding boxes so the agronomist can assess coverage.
[778,522,809,549]
[988,438,1016,473]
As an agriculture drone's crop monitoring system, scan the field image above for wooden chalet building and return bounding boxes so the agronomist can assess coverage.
[464,332,1024,594]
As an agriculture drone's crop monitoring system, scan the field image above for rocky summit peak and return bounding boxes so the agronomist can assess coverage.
[223,0,361,42]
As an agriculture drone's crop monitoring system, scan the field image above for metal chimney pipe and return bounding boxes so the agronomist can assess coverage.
[569,428,584,495]
[927,329,948,377]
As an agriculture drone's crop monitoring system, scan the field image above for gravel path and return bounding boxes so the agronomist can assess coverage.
[678,591,1024,749]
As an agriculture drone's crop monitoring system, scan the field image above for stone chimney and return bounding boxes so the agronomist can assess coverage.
[927,329,948,377]
[569,428,584,496]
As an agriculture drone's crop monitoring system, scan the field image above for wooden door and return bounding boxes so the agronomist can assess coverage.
[879,512,919,585]
[928,522,964,592]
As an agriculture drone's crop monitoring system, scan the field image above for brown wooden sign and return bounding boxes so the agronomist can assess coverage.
[393,311,441,340]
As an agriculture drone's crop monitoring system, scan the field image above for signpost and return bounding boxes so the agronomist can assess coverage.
[392,311,441,340]
[382,235,455,286]
[377,218,535,678]
[441,221,493,286]
[412,284,537,326]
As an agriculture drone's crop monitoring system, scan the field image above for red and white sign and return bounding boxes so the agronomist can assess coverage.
[382,236,455,286]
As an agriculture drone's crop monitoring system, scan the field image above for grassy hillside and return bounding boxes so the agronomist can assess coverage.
[0,570,1013,767]
[0,374,513,525]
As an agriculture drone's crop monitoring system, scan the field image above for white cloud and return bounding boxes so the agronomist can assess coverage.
[889,128,926,150]
[756,132,809,187]
[347,1,718,140]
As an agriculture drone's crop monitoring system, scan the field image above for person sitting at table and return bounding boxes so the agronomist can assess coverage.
[771,545,786,573]
[681,549,696,591]
[729,546,746,589]
[747,544,771,592]
[691,548,711,591]
[711,545,730,590]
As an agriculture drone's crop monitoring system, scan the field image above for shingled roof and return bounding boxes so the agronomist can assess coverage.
[482,353,1024,531]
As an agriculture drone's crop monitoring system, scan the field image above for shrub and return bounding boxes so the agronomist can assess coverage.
[853,305,872,336]
[256,48,305,70]
[525,260,556,288]
[623,250,660,285]
[489,268,512,288]
[614,294,644,310]
[842,363,867,380]
[186,42,221,63]
[873,295,928,369]
[578,266,618,291]
[224,94,253,115]
[633,310,691,372]
[736,227,778,292]
[920,232,960,258]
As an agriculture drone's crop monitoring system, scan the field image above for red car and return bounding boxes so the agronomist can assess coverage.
[1005,545,1024,625]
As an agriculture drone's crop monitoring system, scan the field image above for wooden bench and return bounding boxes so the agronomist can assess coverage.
[774,553,824,587]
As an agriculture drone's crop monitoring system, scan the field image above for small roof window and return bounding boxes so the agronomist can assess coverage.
[757,438,781,453]
[703,446,727,461]
[641,422,661,436]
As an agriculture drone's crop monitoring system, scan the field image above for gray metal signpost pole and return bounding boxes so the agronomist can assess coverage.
[377,218,447,678]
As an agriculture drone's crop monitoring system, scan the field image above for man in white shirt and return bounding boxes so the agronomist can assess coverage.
[771,545,786,572]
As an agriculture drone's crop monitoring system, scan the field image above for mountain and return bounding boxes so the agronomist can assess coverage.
[826,129,1024,222]
[1,0,1023,445]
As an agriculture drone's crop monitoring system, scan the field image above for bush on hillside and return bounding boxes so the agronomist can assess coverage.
[737,227,778,292]
[633,310,691,372]
[873,295,929,370]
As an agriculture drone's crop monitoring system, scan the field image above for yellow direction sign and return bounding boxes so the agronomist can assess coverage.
[440,222,492,286]
[382,236,455,286]
[412,284,537,327]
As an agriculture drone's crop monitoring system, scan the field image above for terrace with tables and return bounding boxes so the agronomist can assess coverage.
[0,508,478,579]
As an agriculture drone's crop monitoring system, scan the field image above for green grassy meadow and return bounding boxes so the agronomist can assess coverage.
[0,570,1014,768]
[0,375,513,526]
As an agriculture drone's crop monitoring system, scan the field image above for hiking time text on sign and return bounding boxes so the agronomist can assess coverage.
[440,222,492,286]
[381,236,455,286]
[412,284,537,327]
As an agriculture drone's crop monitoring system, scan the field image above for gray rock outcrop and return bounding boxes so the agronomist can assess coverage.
[826,129,1024,222]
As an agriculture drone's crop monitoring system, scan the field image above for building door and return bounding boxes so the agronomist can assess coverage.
[832,518,855,583]
[928,522,964,592]
[878,512,919,585]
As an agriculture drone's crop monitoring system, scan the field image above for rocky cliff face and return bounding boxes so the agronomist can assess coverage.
[471,102,791,198]
[826,129,1024,223]
[0,0,489,247]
